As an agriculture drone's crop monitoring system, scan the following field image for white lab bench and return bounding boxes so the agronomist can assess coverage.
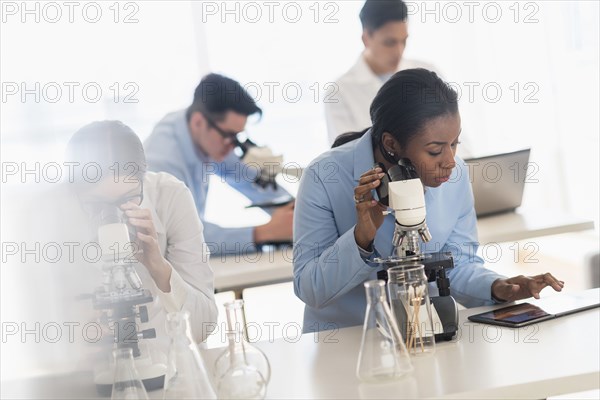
[202,289,600,399]
[4,289,598,399]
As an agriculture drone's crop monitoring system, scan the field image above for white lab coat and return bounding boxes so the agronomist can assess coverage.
[3,172,217,378]
[325,54,437,145]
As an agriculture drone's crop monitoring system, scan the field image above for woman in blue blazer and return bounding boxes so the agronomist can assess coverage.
[293,69,564,332]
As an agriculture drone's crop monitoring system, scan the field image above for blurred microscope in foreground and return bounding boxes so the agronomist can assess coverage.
[91,205,166,397]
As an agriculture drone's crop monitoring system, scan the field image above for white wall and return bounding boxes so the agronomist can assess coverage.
[1,1,598,228]
[200,0,599,229]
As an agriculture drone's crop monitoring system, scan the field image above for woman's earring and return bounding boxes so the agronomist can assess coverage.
[387,151,395,157]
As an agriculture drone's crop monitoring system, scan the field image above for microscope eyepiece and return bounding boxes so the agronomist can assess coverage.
[388,158,419,182]
[99,205,121,225]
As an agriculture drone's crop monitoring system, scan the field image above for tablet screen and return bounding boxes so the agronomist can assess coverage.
[469,291,600,327]
[475,303,550,324]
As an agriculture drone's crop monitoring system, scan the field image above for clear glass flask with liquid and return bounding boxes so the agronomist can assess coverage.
[356,280,413,382]
[111,347,149,400]
[163,311,216,400]
[214,299,270,399]
[388,263,436,355]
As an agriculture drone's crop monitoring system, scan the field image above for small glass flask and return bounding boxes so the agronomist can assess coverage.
[356,280,413,382]
[111,347,149,400]
[163,311,216,400]
[214,300,270,399]
[388,263,436,355]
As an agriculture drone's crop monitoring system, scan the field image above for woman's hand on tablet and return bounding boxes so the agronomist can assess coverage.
[492,273,565,302]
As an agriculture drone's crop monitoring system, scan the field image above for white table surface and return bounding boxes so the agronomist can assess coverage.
[212,246,294,293]
[203,288,600,399]
[476,208,594,244]
[3,290,598,399]
[212,210,594,293]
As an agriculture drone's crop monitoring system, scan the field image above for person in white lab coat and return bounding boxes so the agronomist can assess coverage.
[325,0,436,145]
[4,121,218,383]
[64,120,218,344]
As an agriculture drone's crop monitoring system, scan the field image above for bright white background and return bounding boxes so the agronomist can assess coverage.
[1,0,598,230]
[0,0,598,382]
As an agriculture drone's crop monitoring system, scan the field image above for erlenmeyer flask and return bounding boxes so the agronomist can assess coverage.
[356,280,413,382]
[216,331,268,399]
[163,311,216,400]
[214,300,270,399]
[213,300,271,383]
[111,347,149,400]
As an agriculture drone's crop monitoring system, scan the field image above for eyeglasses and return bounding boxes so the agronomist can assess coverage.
[203,114,244,144]
[79,180,144,216]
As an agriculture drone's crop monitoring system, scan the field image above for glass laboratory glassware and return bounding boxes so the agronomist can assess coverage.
[163,311,216,400]
[111,347,149,400]
[214,300,270,399]
[216,331,268,399]
[213,300,271,383]
[356,280,413,382]
[388,263,436,355]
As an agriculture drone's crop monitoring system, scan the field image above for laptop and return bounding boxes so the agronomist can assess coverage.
[464,149,531,217]
[468,288,600,328]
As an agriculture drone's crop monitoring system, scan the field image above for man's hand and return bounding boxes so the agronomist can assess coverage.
[254,202,294,244]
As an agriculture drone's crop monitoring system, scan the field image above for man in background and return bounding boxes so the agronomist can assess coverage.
[144,74,293,255]
[325,0,437,144]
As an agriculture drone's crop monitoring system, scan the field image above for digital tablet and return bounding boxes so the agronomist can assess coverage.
[468,290,600,328]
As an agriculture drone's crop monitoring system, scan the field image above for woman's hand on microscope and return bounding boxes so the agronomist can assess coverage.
[121,201,172,292]
[354,167,388,250]
[491,273,565,302]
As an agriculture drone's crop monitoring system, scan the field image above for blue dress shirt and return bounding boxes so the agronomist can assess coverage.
[144,110,289,255]
[293,131,505,332]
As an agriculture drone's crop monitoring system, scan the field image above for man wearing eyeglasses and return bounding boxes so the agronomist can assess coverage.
[144,74,294,256]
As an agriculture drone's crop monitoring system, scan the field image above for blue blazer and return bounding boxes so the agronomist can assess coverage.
[293,131,503,332]
[144,110,290,255]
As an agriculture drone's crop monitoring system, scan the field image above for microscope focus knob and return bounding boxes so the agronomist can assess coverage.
[138,305,149,323]
[139,328,156,339]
